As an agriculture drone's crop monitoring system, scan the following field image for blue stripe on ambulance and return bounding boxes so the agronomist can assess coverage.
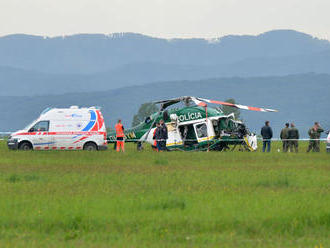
[82,110,96,131]
[72,110,96,139]
[34,142,55,146]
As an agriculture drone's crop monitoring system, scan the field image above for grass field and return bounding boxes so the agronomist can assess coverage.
[0,140,329,247]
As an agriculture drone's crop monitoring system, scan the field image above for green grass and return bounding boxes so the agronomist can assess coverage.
[0,140,329,247]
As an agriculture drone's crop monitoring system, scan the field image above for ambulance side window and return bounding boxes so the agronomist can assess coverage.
[29,121,49,132]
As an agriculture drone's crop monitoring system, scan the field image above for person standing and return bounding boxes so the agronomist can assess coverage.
[288,123,299,153]
[152,122,161,151]
[261,121,273,152]
[280,123,290,152]
[115,119,125,152]
[159,119,168,151]
[307,122,324,152]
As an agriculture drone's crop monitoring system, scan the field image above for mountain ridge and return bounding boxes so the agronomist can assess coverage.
[1,29,329,74]
[2,49,330,96]
[1,74,329,137]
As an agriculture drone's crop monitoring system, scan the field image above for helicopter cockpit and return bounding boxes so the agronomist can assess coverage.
[214,117,249,139]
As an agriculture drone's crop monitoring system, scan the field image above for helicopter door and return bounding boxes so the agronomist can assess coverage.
[166,122,183,147]
[193,122,210,143]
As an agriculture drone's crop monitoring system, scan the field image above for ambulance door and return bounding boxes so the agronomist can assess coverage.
[50,121,69,149]
[28,121,52,149]
[51,120,80,149]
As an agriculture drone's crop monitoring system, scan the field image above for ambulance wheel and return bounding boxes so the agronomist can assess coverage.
[83,142,97,151]
[19,141,32,151]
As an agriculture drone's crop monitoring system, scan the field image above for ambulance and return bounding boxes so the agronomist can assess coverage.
[7,106,107,151]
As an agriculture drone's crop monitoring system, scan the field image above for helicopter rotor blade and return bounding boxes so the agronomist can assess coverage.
[153,97,184,110]
[190,97,207,107]
[153,96,277,112]
[154,96,199,110]
[197,97,278,112]
[153,98,180,105]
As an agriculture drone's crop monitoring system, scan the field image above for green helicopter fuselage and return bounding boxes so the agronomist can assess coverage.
[107,105,257,151]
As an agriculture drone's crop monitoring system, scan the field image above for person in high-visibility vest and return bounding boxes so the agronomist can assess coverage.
[115,119,125,152]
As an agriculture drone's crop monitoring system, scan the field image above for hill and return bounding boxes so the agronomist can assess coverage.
[0,64,218,96]
[1,74,329,137]
[1,30,329,74]
[1,30,330,96]
[1,50,330,96]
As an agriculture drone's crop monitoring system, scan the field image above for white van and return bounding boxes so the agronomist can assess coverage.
[7,106,107,151]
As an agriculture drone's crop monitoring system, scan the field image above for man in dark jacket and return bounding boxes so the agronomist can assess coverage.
[153,122,161,151]
[261,121,273,152]
[280,123,290,152]
[288,123,299,153]
[159,119,168,151]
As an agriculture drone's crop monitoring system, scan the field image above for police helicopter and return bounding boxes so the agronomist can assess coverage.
[107,96,278,151]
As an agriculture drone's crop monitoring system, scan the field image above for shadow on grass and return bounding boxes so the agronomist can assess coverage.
[7,174,40,183]
[153,159,169,166]
[256,176,290,188]
[146,198,186,211]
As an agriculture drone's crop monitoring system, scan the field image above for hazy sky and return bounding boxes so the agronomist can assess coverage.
[0,0,329,40]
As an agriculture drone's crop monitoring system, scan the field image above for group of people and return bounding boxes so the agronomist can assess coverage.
[279,122,300,152]
[115,118,325,153]
[114,119,169,152]
[152,119,168,151]
[261,121,324,153]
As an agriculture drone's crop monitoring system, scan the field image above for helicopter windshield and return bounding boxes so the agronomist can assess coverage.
[144,116,151,124]
[219,118,235,131]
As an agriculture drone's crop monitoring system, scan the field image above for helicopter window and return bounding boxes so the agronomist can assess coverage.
[179,124,198,146]
[163,110,169,121]
[195,123,208,138]
[213,120,220,135]
[145,116,151,124]
[219,118,228,130]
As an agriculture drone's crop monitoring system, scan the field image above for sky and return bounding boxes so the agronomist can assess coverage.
[0,0,329,40]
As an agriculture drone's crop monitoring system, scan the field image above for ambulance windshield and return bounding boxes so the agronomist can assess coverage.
[22,108,52,130]
[23,120,37,130]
